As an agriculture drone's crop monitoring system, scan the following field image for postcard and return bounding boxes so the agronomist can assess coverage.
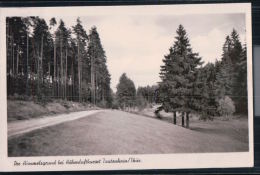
[0,3,253,171]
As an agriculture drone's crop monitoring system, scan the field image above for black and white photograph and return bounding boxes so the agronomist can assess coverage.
[0,3,253,171]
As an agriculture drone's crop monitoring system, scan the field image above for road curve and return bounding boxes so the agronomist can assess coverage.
[8,110,102,138]
[9,110,248,156]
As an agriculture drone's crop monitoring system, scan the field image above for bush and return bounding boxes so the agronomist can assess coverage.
[8,94,33,101]
[217,96,235,118]
[199,111,214,121]
[154,106,163,119]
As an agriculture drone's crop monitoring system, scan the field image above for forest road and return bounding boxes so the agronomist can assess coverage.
[8,110,103,138]
[8,110,248,156]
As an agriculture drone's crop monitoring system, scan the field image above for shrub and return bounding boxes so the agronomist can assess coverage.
[217,96,235,118]
[154,106,163,119]
[199,111,214,121]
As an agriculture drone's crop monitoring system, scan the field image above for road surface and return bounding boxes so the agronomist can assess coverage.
[8,110,248,156]
[8,110,102,138]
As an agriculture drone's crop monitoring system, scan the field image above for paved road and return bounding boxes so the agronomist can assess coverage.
[8,110,248,156]
[8,110,102,138]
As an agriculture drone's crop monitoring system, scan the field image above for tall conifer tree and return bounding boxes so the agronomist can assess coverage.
[158,25,202,127]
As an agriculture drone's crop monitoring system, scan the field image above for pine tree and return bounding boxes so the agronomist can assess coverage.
[158,24,202,127]
[56,20,71,100]
[73,18,88,102]
[87,26,111,106]
[6,17,28,95]
[22,17,34,97]
[32,17,53,101]
[49,18,57,98]
[6,16,112,107]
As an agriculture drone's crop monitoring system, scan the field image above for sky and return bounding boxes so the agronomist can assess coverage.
[43,13,246,92]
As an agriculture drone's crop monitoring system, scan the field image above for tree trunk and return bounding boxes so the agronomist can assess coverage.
[48,63,50,77]
[91,55,95,105]
[41,34,43,83]
[102,86,105,103]
[65,44,67,101]
[53,38,56,98]
[26,33,29,96]
[12,38,14,76]
[6,19,9,74]
[186,112,190,128]
[37,45,40,95]
[60,34,63,99]
[173,111,176,125]
[95,72,98,105]
[77,39,81,102]
[16,46,19,75]
[57,57,59,98]
[181,112,185,127]
[71,59,74,101]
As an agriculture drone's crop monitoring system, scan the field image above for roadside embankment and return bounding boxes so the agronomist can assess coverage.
[7,99,98,122]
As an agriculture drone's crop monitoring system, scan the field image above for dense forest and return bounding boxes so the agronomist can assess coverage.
[6,17,248,124]
[6,17,112,107]
[157,25,247,126]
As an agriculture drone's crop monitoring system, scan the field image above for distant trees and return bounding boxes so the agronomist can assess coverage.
[115,74,158,111]
[158,25,247,127]
[137,85,158,104]
[116,73,136,110]
[136,85,158,110]
[6,16,112,107]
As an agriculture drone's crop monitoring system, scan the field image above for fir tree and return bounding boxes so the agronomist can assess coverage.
[216,29,246,114]
[158,24,202,127]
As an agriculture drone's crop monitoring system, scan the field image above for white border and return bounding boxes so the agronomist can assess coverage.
[0,3,253,171]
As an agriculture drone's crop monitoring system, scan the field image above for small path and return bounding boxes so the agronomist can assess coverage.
[8,110,102,138]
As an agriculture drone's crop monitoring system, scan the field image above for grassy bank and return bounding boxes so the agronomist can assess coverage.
[131,105,248,123]
[126,106,248,146]
[7,99,97,122]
